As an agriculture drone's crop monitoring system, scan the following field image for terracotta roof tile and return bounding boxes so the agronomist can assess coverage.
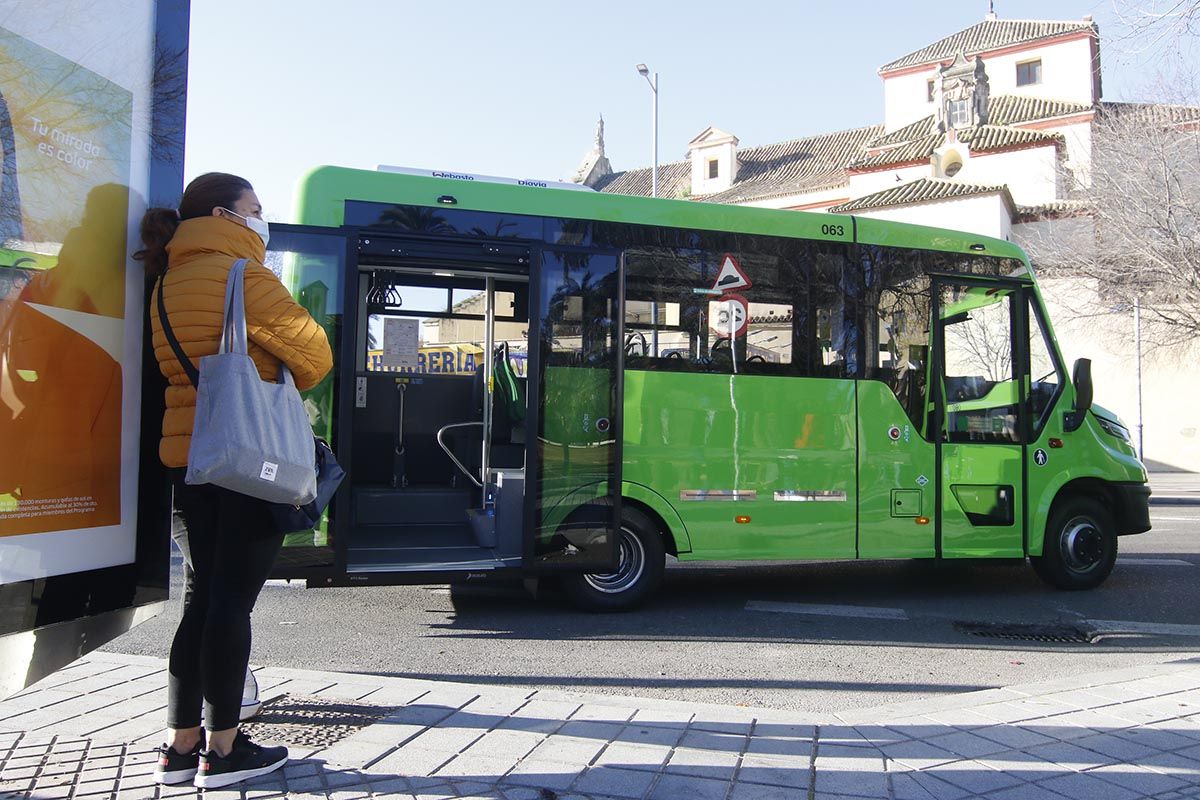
[592,160,691,199]
[1015,199,1092,218]
[880,18,1096,72]
[596,124,881,201]
[965,124,1063,150]
[1098,101,1200,125]
[988,95,1094,124]
[829,178,1011,213]
[850,124,1062,170]
[871,117,937,147]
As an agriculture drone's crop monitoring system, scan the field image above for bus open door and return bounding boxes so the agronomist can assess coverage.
[266,221,624,595]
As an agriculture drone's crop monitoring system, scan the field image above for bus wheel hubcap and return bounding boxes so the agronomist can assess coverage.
[584,528,646,594]
[1061,519,1103,571]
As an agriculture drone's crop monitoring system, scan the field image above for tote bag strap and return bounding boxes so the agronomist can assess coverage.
[219,258,298,387]
[218,259,250,356]
[156,273,199,389]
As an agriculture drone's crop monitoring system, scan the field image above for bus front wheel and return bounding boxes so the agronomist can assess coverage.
[1030,496,1117,590]
[561,508,665,611]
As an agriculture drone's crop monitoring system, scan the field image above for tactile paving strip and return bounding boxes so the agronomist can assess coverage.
[240,694,397,749]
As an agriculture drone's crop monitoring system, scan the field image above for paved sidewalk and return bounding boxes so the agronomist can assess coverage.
[2,653,1200,799]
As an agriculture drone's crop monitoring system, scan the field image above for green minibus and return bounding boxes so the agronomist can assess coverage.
[265,165,1150,610]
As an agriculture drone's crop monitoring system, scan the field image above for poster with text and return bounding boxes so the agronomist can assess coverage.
[0,24,132,538]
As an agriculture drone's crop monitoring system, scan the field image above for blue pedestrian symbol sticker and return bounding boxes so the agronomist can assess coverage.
[1034,448,1048,466]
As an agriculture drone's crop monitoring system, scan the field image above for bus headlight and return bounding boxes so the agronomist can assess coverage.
[1096,416,1132,444]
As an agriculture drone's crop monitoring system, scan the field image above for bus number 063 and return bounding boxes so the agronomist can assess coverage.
[821,223,845,236]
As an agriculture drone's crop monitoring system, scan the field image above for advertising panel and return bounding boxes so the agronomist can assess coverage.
[0,1,165,582]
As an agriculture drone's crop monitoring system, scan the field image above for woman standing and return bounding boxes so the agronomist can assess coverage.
[137,173,333,788]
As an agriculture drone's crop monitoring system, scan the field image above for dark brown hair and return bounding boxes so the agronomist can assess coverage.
[134,172,254,277]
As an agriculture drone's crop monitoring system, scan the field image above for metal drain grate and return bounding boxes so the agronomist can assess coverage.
[241,694,397,749]
[954,621,1095,644]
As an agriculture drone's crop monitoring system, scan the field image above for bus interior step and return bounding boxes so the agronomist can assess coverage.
[348,523,476,549]
[354,486,473,526]
[346,545,519,573]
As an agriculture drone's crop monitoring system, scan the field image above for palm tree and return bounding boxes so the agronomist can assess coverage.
[379,205,453,233]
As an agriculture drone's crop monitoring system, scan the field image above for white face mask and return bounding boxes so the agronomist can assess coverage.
[220,207,270,248]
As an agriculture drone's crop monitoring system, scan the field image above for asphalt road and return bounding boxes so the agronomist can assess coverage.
[106,504,1200,714]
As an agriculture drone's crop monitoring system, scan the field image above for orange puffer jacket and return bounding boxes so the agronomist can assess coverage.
[150,217,333,468]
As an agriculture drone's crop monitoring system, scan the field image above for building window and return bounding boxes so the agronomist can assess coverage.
[948,99,970,128]
[927,80,935,103]
[1016,59,1041,86]
[707,159,719,179]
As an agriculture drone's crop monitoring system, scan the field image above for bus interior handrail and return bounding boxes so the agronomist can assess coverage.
[436,421,485,488]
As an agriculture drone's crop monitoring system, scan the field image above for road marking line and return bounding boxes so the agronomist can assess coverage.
[1087,619,1200,637]
[1151,516,1200,521]
[1118,558,1194,566]
[745,600,909,620]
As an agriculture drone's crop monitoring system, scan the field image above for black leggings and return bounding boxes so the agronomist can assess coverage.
[167,478,283,732]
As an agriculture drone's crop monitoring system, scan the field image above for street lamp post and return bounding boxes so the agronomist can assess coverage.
[636,63,658,198]
[636,63,660,355]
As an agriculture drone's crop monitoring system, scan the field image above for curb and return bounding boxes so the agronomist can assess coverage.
[1149,496,1200,506]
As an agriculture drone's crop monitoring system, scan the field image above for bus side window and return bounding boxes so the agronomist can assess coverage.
[744,302,792,368]
[1027,297,1062,435]
[809,250,849,378]
[621,239,856,379]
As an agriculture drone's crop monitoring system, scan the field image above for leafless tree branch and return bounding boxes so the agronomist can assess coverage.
[1021,98,1200,350]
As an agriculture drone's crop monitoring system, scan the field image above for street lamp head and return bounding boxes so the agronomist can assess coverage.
[636,63,649,76]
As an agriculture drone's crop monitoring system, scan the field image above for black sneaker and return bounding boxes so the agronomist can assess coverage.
[194,731,288,789]
[154,741,202,785]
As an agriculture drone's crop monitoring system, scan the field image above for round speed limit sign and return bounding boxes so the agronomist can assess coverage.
[709,294,749,338]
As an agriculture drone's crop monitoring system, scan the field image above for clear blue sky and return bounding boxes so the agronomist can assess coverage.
[184,0,1175,221]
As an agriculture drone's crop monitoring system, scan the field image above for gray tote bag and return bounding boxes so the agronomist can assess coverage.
[185,259,317,505]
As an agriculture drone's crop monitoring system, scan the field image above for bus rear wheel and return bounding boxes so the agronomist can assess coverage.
[1030,496,1117,590]
[561,507,665,611]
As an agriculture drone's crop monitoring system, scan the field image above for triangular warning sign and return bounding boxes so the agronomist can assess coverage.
[711,254,753,292]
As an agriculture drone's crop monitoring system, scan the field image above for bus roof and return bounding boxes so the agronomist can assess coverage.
[293,165,1028,262]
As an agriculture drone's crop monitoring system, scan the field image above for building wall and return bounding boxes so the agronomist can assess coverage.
[826,145,1060,220]
[1039,278,1200,473]
[1042,118,1092,189]
[1017,214,1197,473]
[690,141,738,196]
[883,33,1098,132]
[958,146,1060,206]
[848,163,934,198]
[980,36,1097,106]
[883,68,940,132]
[847,193,1012,239]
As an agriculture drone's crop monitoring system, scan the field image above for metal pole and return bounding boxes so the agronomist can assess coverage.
[481,277,495,505]
[652,70,662,352]
[651,302,659,356]
[1134,296,1144,461]
[651,72,659,199]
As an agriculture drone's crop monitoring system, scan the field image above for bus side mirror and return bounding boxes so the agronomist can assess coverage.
[1064,358,1092,432]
